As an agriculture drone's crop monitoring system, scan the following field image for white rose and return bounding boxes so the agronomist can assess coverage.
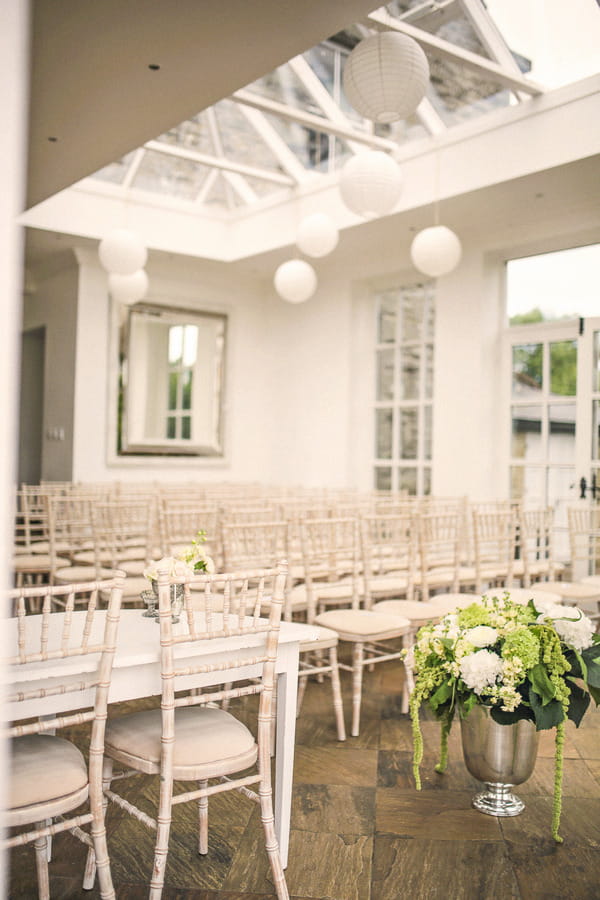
[465,625,498,648]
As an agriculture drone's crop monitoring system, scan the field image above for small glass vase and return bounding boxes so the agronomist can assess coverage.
[460,703,539,817]
[140,582,185,623]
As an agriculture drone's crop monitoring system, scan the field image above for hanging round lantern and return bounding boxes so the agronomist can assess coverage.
[410,225,462,277]
[108,269,149,304]
[296,213,339,258]
[343,31,429,123]
[339,150,402,217]
[274,259,317,304]
[98,228,147,275]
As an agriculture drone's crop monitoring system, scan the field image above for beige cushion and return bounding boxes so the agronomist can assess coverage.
[55,564,112,582]
[535,580,600,600]
[315,609,411,640]
[299,624,339,652]
[372,600,441,625]
[105,706,256,773]
[9,735,87,809]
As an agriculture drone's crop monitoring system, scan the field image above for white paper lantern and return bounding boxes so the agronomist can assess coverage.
[296,213,339,258]
[274,259,317,304]
[108,269,149,304]
[99,228,147,275]
[343,31,429,123]
[410,225,462,277]
[339,150,402,217]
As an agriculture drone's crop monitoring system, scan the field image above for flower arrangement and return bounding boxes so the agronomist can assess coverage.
[143,531,215,583]
[407,592,600,842]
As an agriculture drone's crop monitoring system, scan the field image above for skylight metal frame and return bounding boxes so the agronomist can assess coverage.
[86,1,549,215]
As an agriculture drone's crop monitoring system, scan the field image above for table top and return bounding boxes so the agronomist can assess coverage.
[4,609,320,687]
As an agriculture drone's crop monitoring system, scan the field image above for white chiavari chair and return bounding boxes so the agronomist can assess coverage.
[96,563,290,899]
[3,574,125,899]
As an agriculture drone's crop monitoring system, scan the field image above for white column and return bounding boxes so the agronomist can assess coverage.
[0,0,30,890]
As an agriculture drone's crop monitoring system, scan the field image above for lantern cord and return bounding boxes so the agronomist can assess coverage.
[433,146,441,226]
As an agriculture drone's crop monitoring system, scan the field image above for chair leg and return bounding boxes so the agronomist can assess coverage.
[296,673,308,714]
[198,780,208,855]
[258,780,289,900]
[328,646,346,741]
[351,642,365,738]
[149,771,174,899]
[34,828,50,900]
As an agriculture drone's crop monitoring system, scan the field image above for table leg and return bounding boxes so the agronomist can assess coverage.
[273,642,299,869]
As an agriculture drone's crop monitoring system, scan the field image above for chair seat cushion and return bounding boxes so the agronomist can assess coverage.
[372,600,441,625]
[299,624,339,652]
[314,609,411,640]
[9,734,87,810]
[105,706,257,778]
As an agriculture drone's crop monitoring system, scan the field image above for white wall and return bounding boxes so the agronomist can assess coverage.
[22,261,79,481]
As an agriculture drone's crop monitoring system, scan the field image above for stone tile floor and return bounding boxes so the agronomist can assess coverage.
[7,654,600,899]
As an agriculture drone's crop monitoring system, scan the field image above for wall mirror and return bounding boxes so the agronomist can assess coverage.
[118,303,226,456]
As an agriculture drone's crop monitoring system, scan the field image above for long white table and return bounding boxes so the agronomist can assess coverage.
[6,609,318,868]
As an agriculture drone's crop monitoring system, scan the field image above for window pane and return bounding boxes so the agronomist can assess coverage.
[399,409,418,459]
[168,373,178,410]
[168,326,183,364]
[424,405,432,460]
[182,325,198,367]
[511,405,542,460]
[512,343,542,395]
[593,400,600,461]
[548,402,575,462]
[423,467,431,496]
[400,292,421,341]
[376,349,395,401]
[182,371,193,410]
[424,344,433,399]
[375,408,393,459]
[510,465,545,505]
[378,295,396,343]
[181,416,191,440]
[374,467,392,491]
[398,467,417,495]
[594,332,600,392]
[399,347,420,400]
[166,416,176,439]
[549,340,577,396]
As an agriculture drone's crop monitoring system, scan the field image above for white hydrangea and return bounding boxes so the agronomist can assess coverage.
[143,556,194,581]
[535,604,595,652]
[459,649,504,694]
[465,625,498,648]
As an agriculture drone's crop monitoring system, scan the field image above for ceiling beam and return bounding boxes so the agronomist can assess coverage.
[232,89,401,153]
[143,140,295,186]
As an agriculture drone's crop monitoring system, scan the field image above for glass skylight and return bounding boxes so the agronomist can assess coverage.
[85,1,597,214]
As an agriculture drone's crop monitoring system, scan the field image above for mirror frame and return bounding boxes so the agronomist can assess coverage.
[118,302,227,457]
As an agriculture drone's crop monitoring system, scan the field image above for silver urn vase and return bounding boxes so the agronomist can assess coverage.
[460,703,539,817]
[141,582,185,623]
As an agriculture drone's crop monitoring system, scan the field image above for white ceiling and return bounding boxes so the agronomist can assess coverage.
[27,0,380,208]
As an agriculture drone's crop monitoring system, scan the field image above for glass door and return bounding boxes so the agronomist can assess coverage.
[508,319,584,559]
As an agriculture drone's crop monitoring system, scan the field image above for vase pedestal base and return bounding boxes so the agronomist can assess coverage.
[472,782,525,817]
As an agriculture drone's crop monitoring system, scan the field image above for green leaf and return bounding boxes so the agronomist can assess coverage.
[429,680,454,710]
[565,680,591,726]
[529,663,556,705]
[529,688,565,730]
[490,705,534,726]
[588,684,600,705]
[583,658,600,689]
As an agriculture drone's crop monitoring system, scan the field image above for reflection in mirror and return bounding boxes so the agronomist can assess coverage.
[119,304,226,456]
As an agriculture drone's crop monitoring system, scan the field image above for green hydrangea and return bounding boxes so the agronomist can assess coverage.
[457,604,492,628]
[501,627,541,671]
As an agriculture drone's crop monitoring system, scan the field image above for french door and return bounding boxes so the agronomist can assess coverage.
[507,317,600,559]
